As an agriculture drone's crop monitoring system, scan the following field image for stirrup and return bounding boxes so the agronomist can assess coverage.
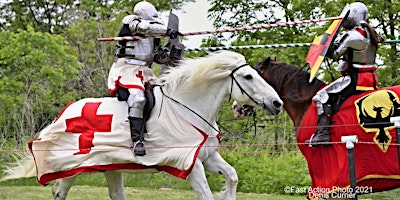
[305,134,332,147]
[133,141,146,156]
[306,134,316,147]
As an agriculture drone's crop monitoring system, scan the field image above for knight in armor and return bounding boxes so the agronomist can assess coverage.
[306,2,383,147]
[108,1,181,156]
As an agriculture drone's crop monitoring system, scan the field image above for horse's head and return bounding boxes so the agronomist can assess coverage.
[163,51,282,115]
[234,56,326,128]
[229,60,282,115]
[232,57,279,117]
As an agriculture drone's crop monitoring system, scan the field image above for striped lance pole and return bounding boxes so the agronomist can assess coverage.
[98,16,343,42]
[186,40,400,52]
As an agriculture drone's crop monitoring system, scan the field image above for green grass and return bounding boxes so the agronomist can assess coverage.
[1,175,400,200]
[1,185,400,200]
[0,185,306,200]
[1,148,400,199]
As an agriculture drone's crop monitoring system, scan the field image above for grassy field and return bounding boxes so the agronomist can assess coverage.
[0,185,306,200]
[1,185,400,200]
[1,167,400,199]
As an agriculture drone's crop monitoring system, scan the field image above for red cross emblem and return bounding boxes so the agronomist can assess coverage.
[136,70,144,83]
[65,102,113,155]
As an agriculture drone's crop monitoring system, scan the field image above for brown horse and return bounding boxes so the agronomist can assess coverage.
[246,57,400,198]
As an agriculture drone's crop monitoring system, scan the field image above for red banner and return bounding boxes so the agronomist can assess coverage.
[306,17,344,82]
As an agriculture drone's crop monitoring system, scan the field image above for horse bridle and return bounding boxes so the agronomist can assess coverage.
[229,63,261,107]
[159,63,262,134]
[229,64,260,140]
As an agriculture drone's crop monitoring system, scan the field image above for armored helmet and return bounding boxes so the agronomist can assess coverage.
[133,1,158,20]
[340,2,369,29]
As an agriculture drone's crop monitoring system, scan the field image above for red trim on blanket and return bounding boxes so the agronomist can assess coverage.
[38,163,149,185]
[156,166,191,179]
[216,133,221,142]
[30,124,211,185]
[54,102,74,122]
[28,140,41,185]
[156,124,211,179]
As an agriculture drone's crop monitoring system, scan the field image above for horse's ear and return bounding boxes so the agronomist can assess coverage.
[259,57,271,70]
[266,57,271,64]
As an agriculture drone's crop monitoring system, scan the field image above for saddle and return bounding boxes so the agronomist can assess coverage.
[115,82,156,121]
[330,88,370,115]
[143,83,156,121]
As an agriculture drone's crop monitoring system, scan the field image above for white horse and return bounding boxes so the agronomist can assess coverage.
[2,51,283,200]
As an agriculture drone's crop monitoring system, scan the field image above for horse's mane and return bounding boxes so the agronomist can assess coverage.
[259,58,325,104]
[161,51,246,93]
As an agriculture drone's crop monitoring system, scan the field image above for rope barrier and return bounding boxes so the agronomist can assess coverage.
[97,16,342,42]
[186,43,312,51]
[186,40,400,51]
[1,119,398,153]
[0,141,398,153]
[293,121,393,130]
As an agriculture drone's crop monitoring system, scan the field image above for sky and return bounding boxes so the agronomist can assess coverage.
[173,0,213,48]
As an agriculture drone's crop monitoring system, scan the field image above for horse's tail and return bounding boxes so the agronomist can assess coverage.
[1,153,36,181]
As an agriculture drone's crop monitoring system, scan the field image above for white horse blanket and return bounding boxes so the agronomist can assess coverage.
[29,97,211,185]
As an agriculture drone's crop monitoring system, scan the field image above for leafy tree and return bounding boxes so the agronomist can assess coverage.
[0,0,76,33]
[208,0,399,85]
[0,0,193,33]
[62,17,117,99]
[0,27,80,147]
[366,0,400,86]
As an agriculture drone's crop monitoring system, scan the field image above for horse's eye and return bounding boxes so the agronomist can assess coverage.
[244,75,253,80]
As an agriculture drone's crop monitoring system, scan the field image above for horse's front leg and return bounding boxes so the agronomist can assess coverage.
[187,159,214,200]
[104,171,126,200]
[203,152,238,200]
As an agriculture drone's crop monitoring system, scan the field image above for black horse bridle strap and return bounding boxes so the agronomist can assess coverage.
[229,64,260,106]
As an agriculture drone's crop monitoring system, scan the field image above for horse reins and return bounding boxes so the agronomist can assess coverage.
[228,63,261,140]
[159,63,262,135]
[159,86,220,133]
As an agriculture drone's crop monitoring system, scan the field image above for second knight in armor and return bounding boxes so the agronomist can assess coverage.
[306,2,383,147]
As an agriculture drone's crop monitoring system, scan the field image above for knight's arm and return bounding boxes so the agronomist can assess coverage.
[122,14,167,36]
[328,29,369,61]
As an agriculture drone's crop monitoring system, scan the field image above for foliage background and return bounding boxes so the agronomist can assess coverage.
[0,0,399,195]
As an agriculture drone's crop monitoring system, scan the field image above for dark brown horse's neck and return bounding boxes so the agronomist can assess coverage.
[281,82,324,131]
[283,98,313,130]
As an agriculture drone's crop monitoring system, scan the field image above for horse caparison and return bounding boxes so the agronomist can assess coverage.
[253,57,400,197]
[2,51,282,200]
